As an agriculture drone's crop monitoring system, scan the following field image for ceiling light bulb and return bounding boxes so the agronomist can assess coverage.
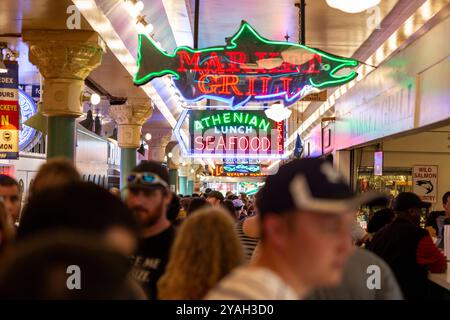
[145,23,154,34]
[326,0,380,13]
[136,22,146,34]
[90,93,101,105]
[145,133,152,140]
[264,104,292,122]
[167,152,173,158]
[134,1,144,12]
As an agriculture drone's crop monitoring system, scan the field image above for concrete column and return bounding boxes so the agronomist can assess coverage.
[109,102,153,189]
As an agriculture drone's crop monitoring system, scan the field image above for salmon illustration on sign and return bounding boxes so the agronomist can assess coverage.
[134,21,359,108]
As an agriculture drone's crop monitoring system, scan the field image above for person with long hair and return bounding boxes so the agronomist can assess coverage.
[157,208,244,299]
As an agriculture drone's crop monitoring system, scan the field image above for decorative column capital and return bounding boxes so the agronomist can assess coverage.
[145,128,173,163]
[110,103,154,148]
[23,30,105,117]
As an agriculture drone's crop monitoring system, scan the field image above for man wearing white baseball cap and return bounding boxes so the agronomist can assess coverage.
[206,158,385,300]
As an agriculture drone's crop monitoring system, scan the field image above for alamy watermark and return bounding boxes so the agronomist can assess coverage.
[66,5,81,30]
[366,264,381,290]
[66,265,81,290]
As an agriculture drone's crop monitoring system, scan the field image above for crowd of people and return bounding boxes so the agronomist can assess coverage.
[0,157,448,300]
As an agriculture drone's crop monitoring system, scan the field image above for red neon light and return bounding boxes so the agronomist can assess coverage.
[198,75,244,96]
[177,51,201,72]
[217,75,243,95]
[176,51,322,75]
[224,52,247,72]
[276,121,284,153]
[259,77,271,95]
[203,52,224,73]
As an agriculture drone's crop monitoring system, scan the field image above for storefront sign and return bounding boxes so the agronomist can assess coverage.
[222,158,259,165]
[0,61,19,159]
[176,109,286,159]
[215,163,264,177]
[18,89,39,151]
[134,21,358,108]
[412,165,438,203]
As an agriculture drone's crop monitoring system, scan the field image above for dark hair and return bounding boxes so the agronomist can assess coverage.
[227,194,239,200]
[187,197,210,215]
[132,161,170,185]
[167,192,181,223]
[192,193,200,197]
[443,191,450,205]
[222,200,237,220]
[17,182,138,240]
[30,158,80,196]
[0,174,19,188]
[367,208,395,234]
[0,231,134,299]
[204,188,212,194]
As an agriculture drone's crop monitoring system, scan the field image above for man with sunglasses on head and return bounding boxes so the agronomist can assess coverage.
[126,161,175,300]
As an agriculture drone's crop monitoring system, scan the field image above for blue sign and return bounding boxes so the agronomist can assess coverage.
[223,164,261,174]
[18,89,39,151]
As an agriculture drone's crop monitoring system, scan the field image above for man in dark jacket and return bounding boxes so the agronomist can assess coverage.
[368,192,446,300]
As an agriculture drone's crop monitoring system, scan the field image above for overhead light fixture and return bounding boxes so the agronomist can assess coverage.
[167,152,173,158]
[190,169,195,174]
[145,133,152,140]
[326,0,380,13]
[134,1,144,12]
[90,93,101,105]
[264,103,292,122]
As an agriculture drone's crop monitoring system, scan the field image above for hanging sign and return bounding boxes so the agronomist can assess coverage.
[175,109,286,159]
[18,89,39,151]
[134,21,358,108]
[0,61,19,159]
[300,90,327,102]
[412,165,438,203]
[215,163,264,177]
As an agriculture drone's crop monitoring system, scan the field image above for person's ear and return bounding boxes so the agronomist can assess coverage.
[164,190,173,205]
[262,214,288,248]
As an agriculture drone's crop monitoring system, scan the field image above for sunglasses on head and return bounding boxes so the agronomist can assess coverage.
[127,172,169,189]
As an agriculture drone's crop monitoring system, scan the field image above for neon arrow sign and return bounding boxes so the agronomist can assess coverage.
[134,21,358,108]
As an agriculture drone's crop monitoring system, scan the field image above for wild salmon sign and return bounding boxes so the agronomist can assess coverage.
[134,21,358,108]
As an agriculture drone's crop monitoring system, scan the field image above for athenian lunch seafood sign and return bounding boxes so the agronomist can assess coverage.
[134,21,358,108]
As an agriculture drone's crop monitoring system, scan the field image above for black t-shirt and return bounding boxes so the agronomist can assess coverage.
[130,225,176,299]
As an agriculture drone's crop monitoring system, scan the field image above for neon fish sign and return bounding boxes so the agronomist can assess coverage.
[134,21,358,108]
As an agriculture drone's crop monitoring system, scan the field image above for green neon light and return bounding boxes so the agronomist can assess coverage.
[309,61,358,88]
[134,33,225,85]
[134,21,358,91]
[193,112,271,131]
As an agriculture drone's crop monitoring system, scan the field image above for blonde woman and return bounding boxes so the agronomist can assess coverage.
[158,208,244,299]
